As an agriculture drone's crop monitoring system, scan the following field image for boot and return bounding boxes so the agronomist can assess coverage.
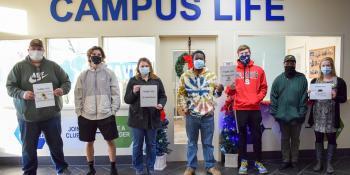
[326,144,337,174]
[313,142,324,172]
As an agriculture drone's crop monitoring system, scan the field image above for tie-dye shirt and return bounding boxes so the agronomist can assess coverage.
[177,68,219,117]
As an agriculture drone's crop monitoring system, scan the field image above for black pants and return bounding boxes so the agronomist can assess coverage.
[236,110,262,161]
[315,131,337,145]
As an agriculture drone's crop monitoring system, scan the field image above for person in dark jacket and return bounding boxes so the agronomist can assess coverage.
[124,57,167,175]
[270,55,308,171]
[6,39,71,175]
[308,57,347,174]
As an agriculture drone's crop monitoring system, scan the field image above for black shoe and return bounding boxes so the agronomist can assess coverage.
[87,169,96,175]
[279,162,291,170]
[291,162,299,171]
[110,167,118,175]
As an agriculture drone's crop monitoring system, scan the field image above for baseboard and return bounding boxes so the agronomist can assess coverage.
[1,148,350,166]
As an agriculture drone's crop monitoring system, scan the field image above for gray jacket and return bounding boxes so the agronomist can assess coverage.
[74,64,120,120]
[6,56,71,122]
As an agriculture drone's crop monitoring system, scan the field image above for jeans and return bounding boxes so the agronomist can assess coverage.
[236,110,262,162]
[131,127,157,172]
[18,114,68,175]
[186,115,216,169]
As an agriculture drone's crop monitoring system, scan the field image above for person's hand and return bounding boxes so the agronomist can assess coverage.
[307,90,311,94]
[332,89,337,99]
[215,84,224,93]
[54,88,64,96]
[133,85,141,94]
[155,104,163,110]
[23,91,34,100]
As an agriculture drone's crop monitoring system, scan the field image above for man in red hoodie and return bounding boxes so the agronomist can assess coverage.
[227,45,268,174]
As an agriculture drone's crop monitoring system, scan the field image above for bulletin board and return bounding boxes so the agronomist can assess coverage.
[309,46,335,78]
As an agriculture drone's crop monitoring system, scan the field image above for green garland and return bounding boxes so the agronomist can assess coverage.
[175,53,190,78]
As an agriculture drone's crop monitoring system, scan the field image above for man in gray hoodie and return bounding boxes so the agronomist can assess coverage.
[6,39,71,175]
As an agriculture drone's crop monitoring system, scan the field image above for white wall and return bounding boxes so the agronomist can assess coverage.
[1,0,350,157]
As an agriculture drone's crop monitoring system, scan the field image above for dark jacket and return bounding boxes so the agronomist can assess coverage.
[308,77,347,128]
[270,72,308,123]
[124,76,167,129]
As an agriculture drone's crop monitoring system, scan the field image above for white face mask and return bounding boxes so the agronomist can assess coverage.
[29,50,44,61]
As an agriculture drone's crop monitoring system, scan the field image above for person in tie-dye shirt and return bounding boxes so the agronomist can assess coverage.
[177,50,223,175]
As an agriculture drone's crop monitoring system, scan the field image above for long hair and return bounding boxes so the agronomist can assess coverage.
[318,57,337,80]
[135,57,158,80]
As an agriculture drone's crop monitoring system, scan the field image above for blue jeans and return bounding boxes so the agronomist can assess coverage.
[186,115,216,169]
[131,127,157,172]
[18,113,68,175]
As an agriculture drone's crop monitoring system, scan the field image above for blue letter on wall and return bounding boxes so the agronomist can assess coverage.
[245,0,261,21]
[102,0,127,20]
[156,0,176,20]
[215,0,232,20]
[132,0,152,20]
[75,0,100,21]
[181,0,201,20]
[50,0,73,22]
[266,0,284,21]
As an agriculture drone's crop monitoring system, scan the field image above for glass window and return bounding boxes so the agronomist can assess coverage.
[103,37,156,107]
[47,38,99,107]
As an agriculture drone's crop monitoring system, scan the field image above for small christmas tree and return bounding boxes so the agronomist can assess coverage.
[220,86,239,154]
[156,110,171,156]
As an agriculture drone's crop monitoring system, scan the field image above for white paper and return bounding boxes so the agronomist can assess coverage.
[310,83,332,100]
[140,85,158,107]
[33,83,55,108]
[220,65,236,86]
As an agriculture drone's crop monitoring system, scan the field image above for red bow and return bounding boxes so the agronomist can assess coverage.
[183,55,193,69]
[160,109,166,122]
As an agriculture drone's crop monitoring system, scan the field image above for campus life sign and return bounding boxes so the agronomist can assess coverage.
[50,0,285,22]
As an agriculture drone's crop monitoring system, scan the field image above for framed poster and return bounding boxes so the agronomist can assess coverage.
[309,46,335,78]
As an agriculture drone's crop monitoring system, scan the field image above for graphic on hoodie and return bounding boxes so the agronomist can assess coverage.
[28,72,48,84]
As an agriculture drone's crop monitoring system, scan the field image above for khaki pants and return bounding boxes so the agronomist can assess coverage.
[279,122,302,163]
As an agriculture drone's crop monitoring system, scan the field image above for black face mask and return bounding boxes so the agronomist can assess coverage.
[284,66,296,78]
[91,56,102,65]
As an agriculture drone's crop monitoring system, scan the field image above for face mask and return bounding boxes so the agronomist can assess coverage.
[29,50,44,61]
[284,65,296,78]
[239,55,250,66]
[194,59,205,70]
[91,56,102,65]
[139,67,150,76]
[321,66,332,75]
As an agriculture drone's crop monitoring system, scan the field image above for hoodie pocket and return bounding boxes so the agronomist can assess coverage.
[83,96,97,114]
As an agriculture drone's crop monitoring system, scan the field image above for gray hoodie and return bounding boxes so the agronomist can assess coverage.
[6,56,71,122]
[74,64,120,120]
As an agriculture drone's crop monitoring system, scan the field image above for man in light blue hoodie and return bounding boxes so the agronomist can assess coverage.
[6,39,71,175]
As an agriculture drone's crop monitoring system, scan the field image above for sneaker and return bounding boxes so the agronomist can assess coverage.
[239,159,248,174]
[57,168,72,175]
[136,170,144,175]
[207,167,221,175]
[279,162,291,170]
[183,167,195,175]
[255,161,268,174]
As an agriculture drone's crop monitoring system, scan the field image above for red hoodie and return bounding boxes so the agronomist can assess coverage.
[227,60,268,110]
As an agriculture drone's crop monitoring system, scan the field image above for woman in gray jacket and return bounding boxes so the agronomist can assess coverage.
[74,46,120,175]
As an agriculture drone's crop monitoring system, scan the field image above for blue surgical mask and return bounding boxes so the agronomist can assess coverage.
[239,55,250,66]
[139,67,150,76]
[194,59,205,69]
[321,66,332,75]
